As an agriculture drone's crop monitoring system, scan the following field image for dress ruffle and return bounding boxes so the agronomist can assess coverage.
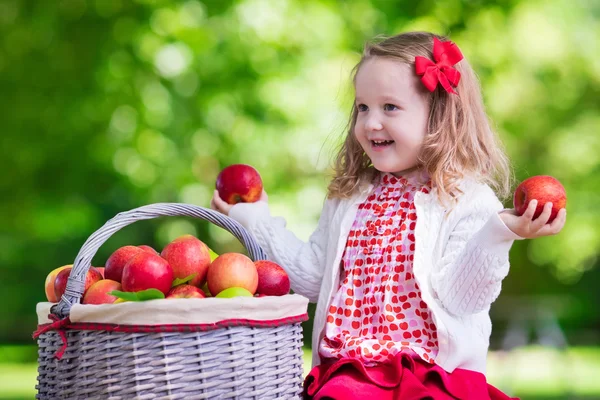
[304,352,519,400]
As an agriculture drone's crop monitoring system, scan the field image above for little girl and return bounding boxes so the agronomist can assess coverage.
[211,31,566,400]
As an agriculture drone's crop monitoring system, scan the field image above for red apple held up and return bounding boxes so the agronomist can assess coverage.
[44,264,72,303]
[254,260,290,296]
[121,252,174,295]
[207,253,259,296]
[82,279,122,304]
[161,235,211,287]
[166,284,206,299]
[54,266,103,302]
[104,245,144,282]
[513,175,567,223]
[216,164,263,204]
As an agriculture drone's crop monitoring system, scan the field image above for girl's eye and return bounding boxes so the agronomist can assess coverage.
[357,104,368,112]
[384,103,399,111]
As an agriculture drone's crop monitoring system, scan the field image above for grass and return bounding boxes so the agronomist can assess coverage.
[486,346,600,398]
[0,363,38,400]
[3,346,600,399]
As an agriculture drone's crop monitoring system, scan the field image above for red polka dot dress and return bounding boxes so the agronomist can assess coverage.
[319,170,439,366]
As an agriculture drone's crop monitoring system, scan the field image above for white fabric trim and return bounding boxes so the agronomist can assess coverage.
[37,294,309,325]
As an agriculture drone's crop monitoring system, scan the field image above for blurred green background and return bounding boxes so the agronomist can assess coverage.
[1,0,599,398]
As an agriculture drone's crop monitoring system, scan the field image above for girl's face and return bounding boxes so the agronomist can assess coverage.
[354,57,430,176]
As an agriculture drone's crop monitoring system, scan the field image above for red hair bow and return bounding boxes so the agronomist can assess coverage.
[415,37,464,95]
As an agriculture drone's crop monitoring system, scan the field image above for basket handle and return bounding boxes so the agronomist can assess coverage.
[51,203,267,318]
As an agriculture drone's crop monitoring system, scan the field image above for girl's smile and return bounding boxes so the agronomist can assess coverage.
[370,139,395,151]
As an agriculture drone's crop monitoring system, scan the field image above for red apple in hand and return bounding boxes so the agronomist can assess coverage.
[254,260,290,296]
[216,164,263,204]
[513,175,567,223]
[207,253,258,296]
[166,284,206,299]
[121,252,174,295]
[83,279,122,304]
[54,266,103,301]
[161,235,211,287]
[105,245,144,282]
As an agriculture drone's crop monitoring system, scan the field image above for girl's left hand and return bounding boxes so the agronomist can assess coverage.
[210,189,269,216]
[500,200,567,239]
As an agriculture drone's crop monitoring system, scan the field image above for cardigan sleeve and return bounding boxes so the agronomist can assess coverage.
[429,188,522,316]
[227,198,336,303]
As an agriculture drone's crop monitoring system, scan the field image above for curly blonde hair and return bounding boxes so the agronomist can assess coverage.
[327,31,513,206]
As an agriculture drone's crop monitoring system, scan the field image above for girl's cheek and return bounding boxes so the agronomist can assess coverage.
[353,124,362,137]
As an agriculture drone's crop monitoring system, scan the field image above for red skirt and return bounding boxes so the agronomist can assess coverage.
[303,353,519,400]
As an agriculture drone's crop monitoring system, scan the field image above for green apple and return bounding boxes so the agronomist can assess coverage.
[215,287,253,298]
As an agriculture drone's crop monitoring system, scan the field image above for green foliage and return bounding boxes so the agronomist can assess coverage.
[1,0,598,345]
[171,273,197,287]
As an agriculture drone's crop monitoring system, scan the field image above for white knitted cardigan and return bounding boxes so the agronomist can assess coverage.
[228,177,522,373]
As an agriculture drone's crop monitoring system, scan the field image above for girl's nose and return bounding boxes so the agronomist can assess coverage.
[364,114,383,131]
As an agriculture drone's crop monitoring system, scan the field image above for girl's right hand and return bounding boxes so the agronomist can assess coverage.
[499,200,566,239]
[210,189,268,216]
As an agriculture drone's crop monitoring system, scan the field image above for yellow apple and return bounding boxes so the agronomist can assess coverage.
[44,265,72,303]
[207,253,258,296]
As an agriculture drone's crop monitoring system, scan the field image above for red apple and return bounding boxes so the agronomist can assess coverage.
[54,266,103,302]
[254,260,290,296]
[161,235,211,287]
[121,252,174,295]
[82,279,122,304]
[44,264,72,302]
[514,175,567,222]
[166,284,206,299]
[216,164,263,204]
[104,245,144,282]
[207,253,258,296]
[138,245,158,254]
[96,267,105,278]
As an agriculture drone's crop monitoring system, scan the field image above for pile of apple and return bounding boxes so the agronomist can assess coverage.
[44,235,291,305]
[45,163,291,305]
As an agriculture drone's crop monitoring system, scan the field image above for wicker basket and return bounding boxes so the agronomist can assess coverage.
[33,203,309,400]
